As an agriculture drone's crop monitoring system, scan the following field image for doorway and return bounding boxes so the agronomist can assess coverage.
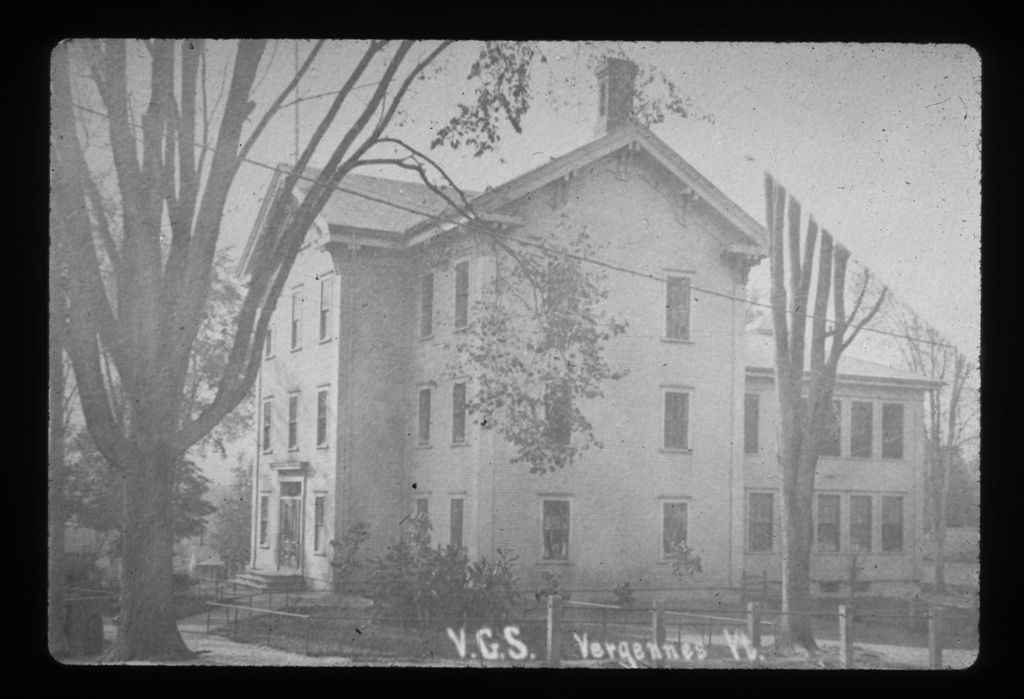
[277,479,304,573]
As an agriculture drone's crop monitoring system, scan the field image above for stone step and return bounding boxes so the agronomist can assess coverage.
[226,570,305,594]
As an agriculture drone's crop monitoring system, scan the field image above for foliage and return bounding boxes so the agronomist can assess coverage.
[534,570,572,604]
[612,581,636,608]
[452,220,627,474]
[330,522,371,592]
[666,542,704,580]
[209,461,252,575]
[65,428,215,543]
[368,517,520,627]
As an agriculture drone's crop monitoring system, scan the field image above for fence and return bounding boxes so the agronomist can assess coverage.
[200,590,955,668]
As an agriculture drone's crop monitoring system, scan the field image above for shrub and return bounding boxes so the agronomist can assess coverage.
[667,542,703,580]
[367,517,520,627]
[612,580,636,608]
[535,570,571,604]
[330,521,371,592]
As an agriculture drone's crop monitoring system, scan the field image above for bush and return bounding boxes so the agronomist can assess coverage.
[330,522,370,592]
[612,581,636,608]
[367,517,519,627]
[667,542,703,580]
[534,570,571,604]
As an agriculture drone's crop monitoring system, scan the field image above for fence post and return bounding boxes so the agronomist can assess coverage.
[838,604,854,669]
[652,600,666,667]
[304,616,311,656]
[762,571,768,601]
[928,604,943,669]
[747,601,761,652]
[546,595,563,667]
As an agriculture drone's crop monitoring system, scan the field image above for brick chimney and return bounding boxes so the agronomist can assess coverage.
[594,56,638,137]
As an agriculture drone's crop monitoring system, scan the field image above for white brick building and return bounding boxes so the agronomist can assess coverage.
[239,58,934,599]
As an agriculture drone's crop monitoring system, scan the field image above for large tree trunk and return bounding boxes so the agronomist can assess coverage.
[778,448,819,651]
[102,443,192,661]
[48,324,67,657]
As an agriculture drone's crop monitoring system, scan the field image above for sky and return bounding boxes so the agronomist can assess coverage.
[227,41,980,356]
[78,41,981,484]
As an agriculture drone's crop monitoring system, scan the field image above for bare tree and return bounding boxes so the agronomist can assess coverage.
[764,174,887,651]
[885,301,976,594]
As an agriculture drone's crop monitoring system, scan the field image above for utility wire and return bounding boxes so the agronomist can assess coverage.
[68,100,956,351]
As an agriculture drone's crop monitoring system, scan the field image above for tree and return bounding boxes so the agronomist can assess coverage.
[209,460,251,576]
[764,174,887,651]
[51,39,700,660]
[884,300,976,592]
[449,219,627,474]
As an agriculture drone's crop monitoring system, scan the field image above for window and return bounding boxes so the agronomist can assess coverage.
[290,289,302,350]
[261,398,272,452]
[816,494,841,553]
[454,261,469,330]
[882,403,904,459]
[598,78,607,117]
[319,275,332,342]
[542,500,570,560]
[545,384,572,445]
[664,391,690,450]
[850,495,873,552]
[665,276,691,340]
[662,502,688,556]
[450,498,464,550]
[316,388,329,447]
[418,388,431,444]
[821,400,842,457]
[288,394,299,450]
[744,393,759,454]
[415,497,429,522]
[264,325,274,358]
[850,401,873,458]
[313,495,326,554]
[259,494,270,547]
[452,382,467,443]
[882,496,904,552]
[420,273,434,338]
[748,492,774,552]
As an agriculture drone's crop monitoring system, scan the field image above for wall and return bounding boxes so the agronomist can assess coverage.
[743,370,926,594]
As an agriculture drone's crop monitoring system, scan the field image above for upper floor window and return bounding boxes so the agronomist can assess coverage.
[662,501,688,557]
[290,289,302,350]
[319,275,333,342]
[665,276,691,340]
[820,400,842,457]
[418,387,431,445]
[882,403,904,459]
[264,325,274,359]
[816,494,841,552]
[544,384,572,446]
[450,498,464,550]
[261,398,273,452]
[748,492,774,552]
[744,393,759,454]
[849,494,873,552]
[452,382,467,444]
[542,499,570,561]
[663,390,690,451]
[316,388,329,447]
[287,393,299,450]
[420,273,434,338]
[882,495,904,553]
[454,261,469,330]
[850,401,873,458]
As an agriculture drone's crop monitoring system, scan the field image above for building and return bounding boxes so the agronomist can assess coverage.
[239,58,934,599]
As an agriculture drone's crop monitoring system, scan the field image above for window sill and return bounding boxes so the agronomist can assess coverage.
[660,448,694,455]
[316,443,330,450]
[318,336,333,345]
[416,443,433,450]
[420,333,434,342]
[313,552,327,558]
[661,337,694,345]
[745,550,775,555]
[537,559,572,566]
[450,440,470,448]
[290,346,302,353]
[288,447,299,453]
[453,326,469,334]
[259,545,270,550]
[262,449,273,455]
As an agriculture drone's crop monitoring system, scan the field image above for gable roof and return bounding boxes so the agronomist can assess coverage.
[745,329,941,389]
[240,123,769,272]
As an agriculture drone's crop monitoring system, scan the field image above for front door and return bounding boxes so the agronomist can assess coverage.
[277,480,303,573]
